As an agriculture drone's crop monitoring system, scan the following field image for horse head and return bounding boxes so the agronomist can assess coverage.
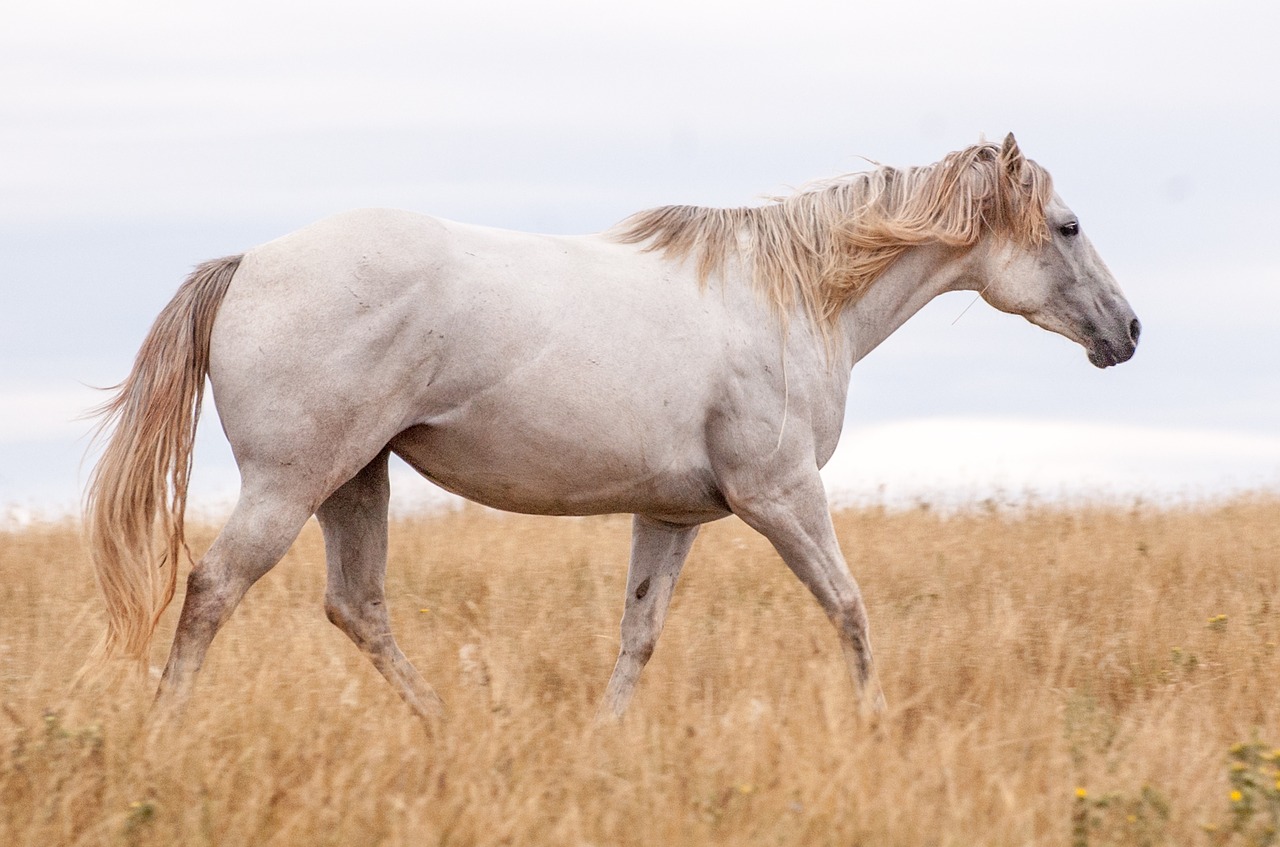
[975,134,1140,368]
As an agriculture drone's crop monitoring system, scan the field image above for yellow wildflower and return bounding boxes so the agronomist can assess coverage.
[1230,790,1243,803]
[1075,787,1088,799]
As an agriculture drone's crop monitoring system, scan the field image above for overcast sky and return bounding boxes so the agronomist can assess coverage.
[2,0,1278,517]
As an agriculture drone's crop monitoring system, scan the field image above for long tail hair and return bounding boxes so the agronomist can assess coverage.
[84,255,242,663]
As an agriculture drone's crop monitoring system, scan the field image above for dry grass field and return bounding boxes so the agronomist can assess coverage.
[2,497,1278,846]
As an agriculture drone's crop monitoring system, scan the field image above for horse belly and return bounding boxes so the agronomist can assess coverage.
[388,418,727,520]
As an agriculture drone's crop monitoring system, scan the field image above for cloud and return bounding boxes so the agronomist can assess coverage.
[0,387,99,442]
[822,418,1280,506]
[1,0,1277,517]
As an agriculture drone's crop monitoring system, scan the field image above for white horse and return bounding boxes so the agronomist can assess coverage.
[86,134,1139,720]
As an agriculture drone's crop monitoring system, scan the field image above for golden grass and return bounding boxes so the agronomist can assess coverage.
[2,498,1278,846]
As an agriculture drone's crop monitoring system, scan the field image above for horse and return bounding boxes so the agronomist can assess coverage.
[84,134,1140,721]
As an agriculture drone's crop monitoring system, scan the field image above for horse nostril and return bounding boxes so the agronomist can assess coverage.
[1129,318,1142,344]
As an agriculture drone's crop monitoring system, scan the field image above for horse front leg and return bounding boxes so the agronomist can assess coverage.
[728,471,887,715]
[597,515,700,721]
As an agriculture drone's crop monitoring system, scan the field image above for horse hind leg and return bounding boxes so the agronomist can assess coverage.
[154,481,315,718]
[597,516,699,721]
[316,448,443,720]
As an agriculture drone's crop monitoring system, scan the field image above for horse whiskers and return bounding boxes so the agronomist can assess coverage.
[951,290,987,326]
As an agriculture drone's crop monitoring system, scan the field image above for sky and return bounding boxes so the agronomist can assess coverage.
[2,0,1278,519]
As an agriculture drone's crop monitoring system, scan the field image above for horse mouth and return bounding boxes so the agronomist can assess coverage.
[1087,338,1136,369]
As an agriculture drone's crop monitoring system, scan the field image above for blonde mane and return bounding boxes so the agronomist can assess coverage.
[610,135,1053,329]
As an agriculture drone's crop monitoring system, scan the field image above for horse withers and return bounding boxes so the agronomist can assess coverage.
[85,134,1139,721]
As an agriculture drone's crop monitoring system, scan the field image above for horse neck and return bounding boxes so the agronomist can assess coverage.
[832,242,978,370]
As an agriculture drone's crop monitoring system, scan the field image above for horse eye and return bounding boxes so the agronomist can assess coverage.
[1058,221,1079,237]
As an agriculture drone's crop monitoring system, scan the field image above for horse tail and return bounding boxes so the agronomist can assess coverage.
[84,255,242,664]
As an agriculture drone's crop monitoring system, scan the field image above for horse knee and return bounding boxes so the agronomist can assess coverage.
[622,635,656,666]
[831,601,875,666]
[834,597,869,633]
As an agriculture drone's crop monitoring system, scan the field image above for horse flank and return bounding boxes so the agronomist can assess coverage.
[84,255,242,662]
[610,138,1054,328]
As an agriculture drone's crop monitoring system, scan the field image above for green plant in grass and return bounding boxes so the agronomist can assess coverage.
[1204,742,1280,846]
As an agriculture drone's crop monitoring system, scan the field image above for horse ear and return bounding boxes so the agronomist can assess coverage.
[1000,132,1025,177]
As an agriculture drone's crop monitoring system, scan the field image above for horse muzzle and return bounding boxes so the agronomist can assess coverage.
[1086,317,1141,368]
